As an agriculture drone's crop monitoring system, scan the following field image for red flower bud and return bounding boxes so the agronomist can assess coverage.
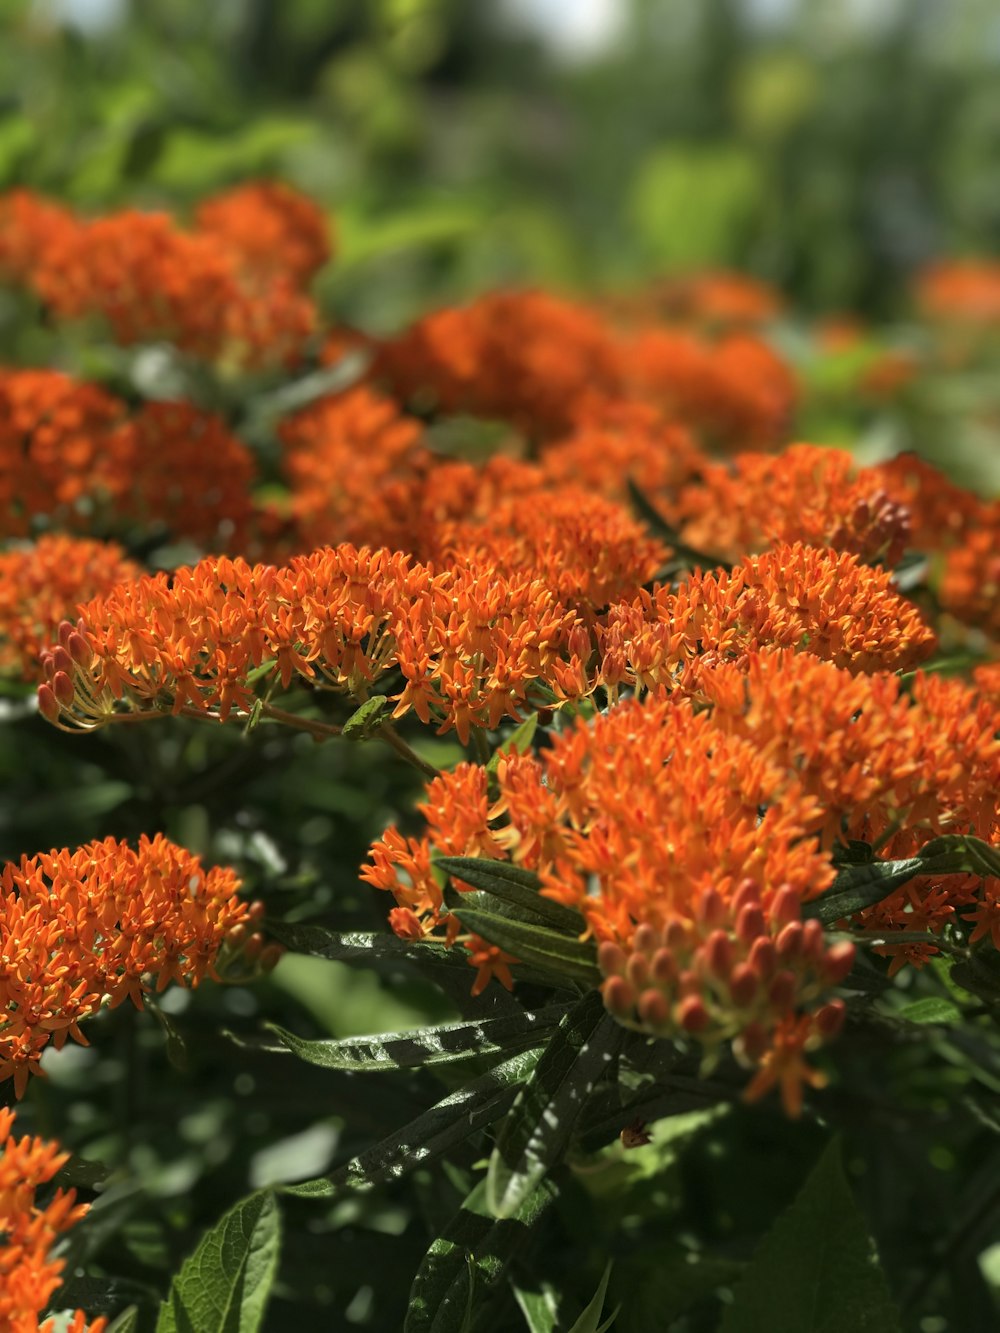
[767,969,797,1011]
[775,921,803,960]
[602,975,635,1018]
[598,941,628,977]
[52,671,75,708]
[822,940,856,984]
[736,903,766,944]
[37,684,60,723]
[770,885,801,928]
[728,963,758,1008]
[677,995,710,1033]
[814,1000,846,1039]
[637,988,670,1029]
[650,947,676,985]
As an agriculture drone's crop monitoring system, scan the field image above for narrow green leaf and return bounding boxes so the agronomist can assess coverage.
[451,907,600,987]
[806,835,1000,924]
[487,991,622,1219]
[264,922,465,969]
[283,1049,541,1200]
[437,857,584,934]
[145,997,189,1072]
[567,1262,618,1333]
[404,1177,558,1333]
[107,1309,139,1333]
[898,997,962,1025]
[266,1005,567,1073]
[720,1139,901,1333]
[155,1191,281,1333]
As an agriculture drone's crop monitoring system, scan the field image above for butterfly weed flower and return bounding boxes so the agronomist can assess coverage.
[0,835,249,1097]
[0,537,140,678]
[0,1109,107,1333]
[598,542,937,697]
[365,695,849,1116]
[194,180,332,288]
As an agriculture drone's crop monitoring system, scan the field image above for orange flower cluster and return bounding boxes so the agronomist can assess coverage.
[625,329,797,449]
[367,647,998,1109]
[915,260,1000,325]
[0,188,319,366]
[0,370,256,545]
[364,693,849,1116]
[275,386,430,551]
[598,543,936,692]
[0,834,248,1096]
[0,1109,105,1333]
[195,180,332,287]
[609,270,782,329]
[0,536,140,676]
[372,290,624,438]
[36,546,595,744]
[940,512,1000,638]
[674,443,912,565]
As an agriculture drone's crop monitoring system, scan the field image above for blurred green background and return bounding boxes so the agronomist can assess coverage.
[5,0,1000,330]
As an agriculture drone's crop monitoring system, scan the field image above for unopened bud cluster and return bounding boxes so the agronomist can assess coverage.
[598,879,853,1070]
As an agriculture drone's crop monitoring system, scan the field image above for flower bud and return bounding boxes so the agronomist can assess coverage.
[67,631,94,668]
[770,884,800,927]
[822,940,856,984]
[728,963,758,1008]
[736,903,766,944]
[814,1000,846,1039]
[633,923,658,955]
[637,988,670,1029]
[52,671,75,708]
[738,1021,770,1062]
[703,929,733,979]
[748,936,776,978]
[52,646,74,678]
[602,975,635,1018]
[775,921,803,961]
[626,953,649,991]
[767,969,797,1011]
[37,683,60,723]
[677,995,709,1033]
[243,932,264,963]
[597,940,627,977]
[801,919,825,960]
[258,943,285,973]
[697,888,725,927]
[650,947,676,985]
[57,619,75,650]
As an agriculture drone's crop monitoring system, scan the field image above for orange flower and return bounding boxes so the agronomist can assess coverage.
[0,834,249,1096]
[0,1108,106,1333]
[675,443,911,566]
[195,180,332,287]
[625,328,796,449]
[0,536,140,677]
[0,191,315,367]
[372,290,624,438]
[0,370,256,547]
[940,512,1000,637]
[366,694,849,1116]
[599,543,936,695]
[915,260,1000,325]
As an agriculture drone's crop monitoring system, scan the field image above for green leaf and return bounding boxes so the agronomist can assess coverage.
[404,1177,557,1333]
[451,907,600,988]
[511,1280,562,1333]
[898,997,962,1025]
[264,922,466,970]
[146,997,189,1072]
[567,1262,618,1333]
[155,1191,281,1333]
[341,695,394,740]
[266,1005,567,1073]
[107,1309,140,1333]
[487,991,622,1219]
[806,835,1000,924]
[720,1139,901,1333]
[438,857,584,934]
[284,1049,541,1200]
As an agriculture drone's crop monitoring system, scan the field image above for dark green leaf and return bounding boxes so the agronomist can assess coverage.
[266,1005,567,1073]
[284,1049,541,1200]
[898,998,962,1025]
[264,922,466,969]
[437,857,584,935]
[806,835,1000,924]
[155,1191,281,1333]
[720,1139,901,1333]
[342,695,394,740]
[567,1262,618,1333]
[107,1309,140,1333]
[487,991,622,1218]
[404,1177,557,1333]
[511,1280,562,1332]
[451,907,600,987]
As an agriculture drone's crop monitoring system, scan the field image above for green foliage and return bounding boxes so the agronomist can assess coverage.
[721,1140,901,1333]
[156,1192,282,1333]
